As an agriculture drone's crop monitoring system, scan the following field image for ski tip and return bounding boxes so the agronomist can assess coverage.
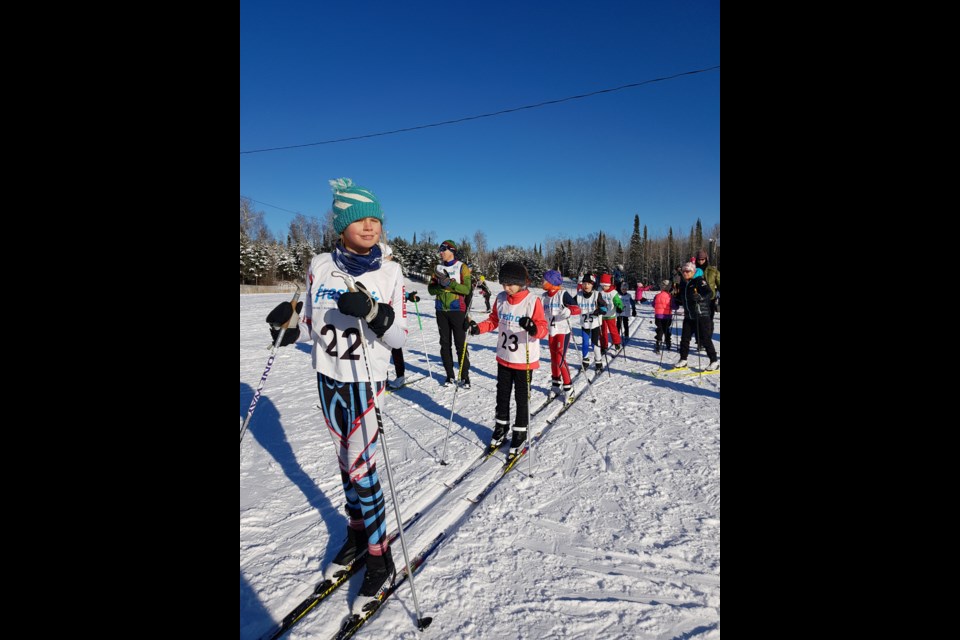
[418,616,434,630]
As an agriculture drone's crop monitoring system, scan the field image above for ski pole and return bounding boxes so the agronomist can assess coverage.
[564,319,580,397]
[656,317,667,371]
[525,332,536,475]
[412,300,437,384]
[240,286,300,445]
[331,271,432,631]
[566,318,580,355]
[439,331,471,465]
[620,316,630,359]
[673,308,679,355]
[694,307,704,382]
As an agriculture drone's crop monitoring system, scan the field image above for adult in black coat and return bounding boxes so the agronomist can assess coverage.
[675,262,718,370]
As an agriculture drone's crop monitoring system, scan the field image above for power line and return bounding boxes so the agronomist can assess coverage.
[240,195,319,218]
[240,65,719,155]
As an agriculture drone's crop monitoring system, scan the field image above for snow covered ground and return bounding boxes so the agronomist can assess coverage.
[240,277,720,639]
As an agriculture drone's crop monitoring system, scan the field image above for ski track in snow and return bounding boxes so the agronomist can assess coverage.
[241,278,720,639]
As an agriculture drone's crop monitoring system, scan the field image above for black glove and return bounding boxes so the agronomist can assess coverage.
[592,305,605,317]
[366,304,395,338]
[267,301,303,347]
[338,285,375,320]
[463,315,473,331]
[437,275,452,288]
[632,310,637,317]
[338,282,396,338]
[406,291,420,303]
[518,316,537,335]
[468,320,480,336]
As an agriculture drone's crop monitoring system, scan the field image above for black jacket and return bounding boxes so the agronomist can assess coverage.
[677,276,712,317]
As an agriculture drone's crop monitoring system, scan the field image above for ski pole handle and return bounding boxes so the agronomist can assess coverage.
[243,284,301,444]
[332,270,357,292]
[266,285,302,349]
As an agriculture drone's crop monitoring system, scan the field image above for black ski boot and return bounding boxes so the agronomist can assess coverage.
[353,548,396,614]
[489,421,508,451]
[325,507,367,579]
[506,426,528,462]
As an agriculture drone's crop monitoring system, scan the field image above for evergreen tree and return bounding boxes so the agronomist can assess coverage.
[593,232,605,274]
[695,218,703,254]
[626,215,643,287]
[553,241,565,272]
[667,227,675,275]
[642,224,649,283]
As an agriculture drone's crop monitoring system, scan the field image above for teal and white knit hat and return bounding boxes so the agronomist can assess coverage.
[330,178,383,234]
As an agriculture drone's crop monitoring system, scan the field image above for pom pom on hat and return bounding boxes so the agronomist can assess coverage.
[330,178,383,235]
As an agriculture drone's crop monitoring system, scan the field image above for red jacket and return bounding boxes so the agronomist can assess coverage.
[653,291,676,318]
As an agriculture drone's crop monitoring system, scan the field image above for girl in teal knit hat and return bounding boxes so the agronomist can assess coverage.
[263,177,406,613]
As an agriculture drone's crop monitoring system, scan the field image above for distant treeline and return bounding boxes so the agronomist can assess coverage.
[240,198,720,287]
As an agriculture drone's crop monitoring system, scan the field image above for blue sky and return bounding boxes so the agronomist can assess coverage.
[240,1,719,249]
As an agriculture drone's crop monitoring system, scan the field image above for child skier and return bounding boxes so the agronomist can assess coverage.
[575,274,607,372]
[265,178,405,611]
[468,262,548,461]
[597,274,623,354]
[477,275,492,311]
[616,282,637,341]
[541,269,581,403]
[653,280,678,353]
[635,281,653,304]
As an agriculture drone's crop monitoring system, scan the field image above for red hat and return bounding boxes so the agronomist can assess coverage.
[599,274,612,287]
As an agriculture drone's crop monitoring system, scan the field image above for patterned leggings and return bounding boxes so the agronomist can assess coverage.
[317,374,389,559]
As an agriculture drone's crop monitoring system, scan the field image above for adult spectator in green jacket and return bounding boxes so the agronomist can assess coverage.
[695,249,720,332]
[428,240,473,388]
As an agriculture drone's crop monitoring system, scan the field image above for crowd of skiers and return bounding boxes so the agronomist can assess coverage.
[258,177,720,616]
